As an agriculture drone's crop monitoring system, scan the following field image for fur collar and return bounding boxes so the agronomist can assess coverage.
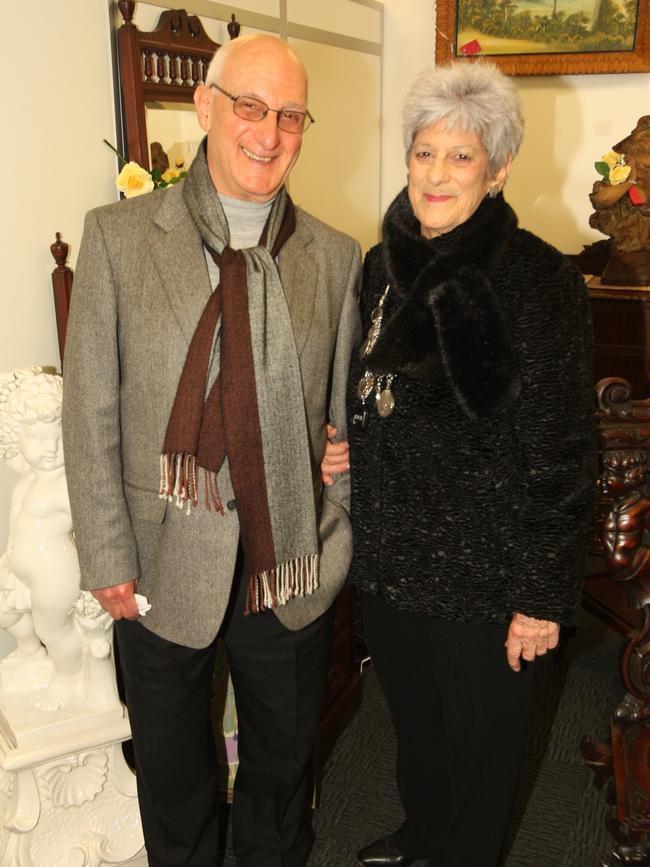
[367,187,521,419]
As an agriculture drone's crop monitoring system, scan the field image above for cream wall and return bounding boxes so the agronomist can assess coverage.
[0,0,648,659]
[508,74,650,251]
[0,0,117,656]
[288,37,382,252]
[379,0,436,211]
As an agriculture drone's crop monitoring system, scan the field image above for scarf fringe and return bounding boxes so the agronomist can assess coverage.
[159,453,224,515]
[245,554,320,614]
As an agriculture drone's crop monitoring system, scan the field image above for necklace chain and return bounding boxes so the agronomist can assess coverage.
[353,284,396,428]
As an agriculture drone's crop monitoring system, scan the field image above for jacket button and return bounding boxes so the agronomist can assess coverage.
[226,499,237,511]
[368,581,378,592]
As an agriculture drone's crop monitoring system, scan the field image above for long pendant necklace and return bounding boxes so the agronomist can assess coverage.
[353,284,396,429]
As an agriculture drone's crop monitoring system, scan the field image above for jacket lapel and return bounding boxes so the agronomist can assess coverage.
[278,212,318,356]
[149,188,317,356]
[150,185,213,345]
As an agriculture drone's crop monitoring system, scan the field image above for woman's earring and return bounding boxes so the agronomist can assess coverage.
[488,186,500,199]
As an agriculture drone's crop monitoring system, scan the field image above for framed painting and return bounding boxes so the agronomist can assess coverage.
[435,0,650,75]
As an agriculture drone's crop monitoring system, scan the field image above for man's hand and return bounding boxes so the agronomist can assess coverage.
[505,612,560,672]
[321,424,350,486]
[92,580,140,621]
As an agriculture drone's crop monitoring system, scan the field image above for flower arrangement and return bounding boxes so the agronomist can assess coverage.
[595,150,644,205]
[595,151,631,186]
[104,140,187,199]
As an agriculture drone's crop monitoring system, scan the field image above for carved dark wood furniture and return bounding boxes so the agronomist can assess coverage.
[582,377,650,865]
[50,232,362,802]
[590,282,650,401]
[116,0,221,169]
[583,282,650,635]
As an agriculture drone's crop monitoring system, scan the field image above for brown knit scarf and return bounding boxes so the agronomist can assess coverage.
[160,144,320,613]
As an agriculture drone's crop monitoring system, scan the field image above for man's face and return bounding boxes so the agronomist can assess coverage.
[195,40,307,203]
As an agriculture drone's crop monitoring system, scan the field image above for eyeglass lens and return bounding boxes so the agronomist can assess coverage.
[233,95,310,133]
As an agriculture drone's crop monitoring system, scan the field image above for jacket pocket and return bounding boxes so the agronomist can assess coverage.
[124,482,167,524]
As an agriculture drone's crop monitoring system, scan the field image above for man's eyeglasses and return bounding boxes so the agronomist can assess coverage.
[210,83,314,134]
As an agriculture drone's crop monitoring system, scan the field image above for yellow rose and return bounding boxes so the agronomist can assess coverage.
[601,151,620,170]
[161,168,181,183]
[609,163,631,185]
[116,162,154,198]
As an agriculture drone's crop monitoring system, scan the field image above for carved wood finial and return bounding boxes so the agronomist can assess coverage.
[118,0,136,25]
[227,14,241,39]
[50,233,69,270]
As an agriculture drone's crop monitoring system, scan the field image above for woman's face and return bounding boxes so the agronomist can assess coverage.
[407,120,510,239]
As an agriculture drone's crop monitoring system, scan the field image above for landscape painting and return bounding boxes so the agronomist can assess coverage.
[456,0,637,56]
[435,0,650,73]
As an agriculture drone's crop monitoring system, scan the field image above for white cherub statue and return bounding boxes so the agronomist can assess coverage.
[0,368,84,710]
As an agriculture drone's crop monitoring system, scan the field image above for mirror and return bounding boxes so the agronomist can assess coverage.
[145,102,204,169]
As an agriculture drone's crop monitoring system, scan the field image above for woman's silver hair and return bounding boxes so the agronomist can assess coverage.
[402,61,524,173]
[205,34,305,89]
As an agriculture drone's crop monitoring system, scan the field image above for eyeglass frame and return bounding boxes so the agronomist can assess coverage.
[209,82,315,133]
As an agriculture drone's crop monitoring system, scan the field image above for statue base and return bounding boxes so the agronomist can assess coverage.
[0,690,144,866]
[602,247,650,287]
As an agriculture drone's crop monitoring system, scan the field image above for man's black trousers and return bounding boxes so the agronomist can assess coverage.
[115,556,334,867]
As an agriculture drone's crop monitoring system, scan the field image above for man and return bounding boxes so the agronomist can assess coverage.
[62,34,361,867]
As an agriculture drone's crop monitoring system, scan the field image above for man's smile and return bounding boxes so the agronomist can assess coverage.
[241,146,273,163]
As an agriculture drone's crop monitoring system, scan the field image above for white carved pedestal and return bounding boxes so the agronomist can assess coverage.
[0,657,144,867]
[0,368,145,865]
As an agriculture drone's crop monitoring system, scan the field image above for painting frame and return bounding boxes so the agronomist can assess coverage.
[435,0,650,75]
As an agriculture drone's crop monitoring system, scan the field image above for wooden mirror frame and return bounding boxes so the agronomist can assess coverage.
[116,0,223,170]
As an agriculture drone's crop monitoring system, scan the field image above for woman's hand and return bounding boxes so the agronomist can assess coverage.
[505,612,560,672]
[321,424,350,486]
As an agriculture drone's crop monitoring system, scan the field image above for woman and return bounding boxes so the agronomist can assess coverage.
[346,62,595,867]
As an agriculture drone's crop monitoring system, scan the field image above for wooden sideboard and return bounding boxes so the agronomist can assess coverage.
[583,279,650,635]
[589,278,650,400]
[581,377,650,865]
[581,277,650,864]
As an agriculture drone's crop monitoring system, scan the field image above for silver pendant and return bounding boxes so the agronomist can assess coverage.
[357,371,375,401]
[363,323,381,358]
[360,284,391,359]
[355,285,394,429]
[377,387,395,418]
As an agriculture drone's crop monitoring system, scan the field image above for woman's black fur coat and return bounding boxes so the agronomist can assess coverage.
[347,189,596,625]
